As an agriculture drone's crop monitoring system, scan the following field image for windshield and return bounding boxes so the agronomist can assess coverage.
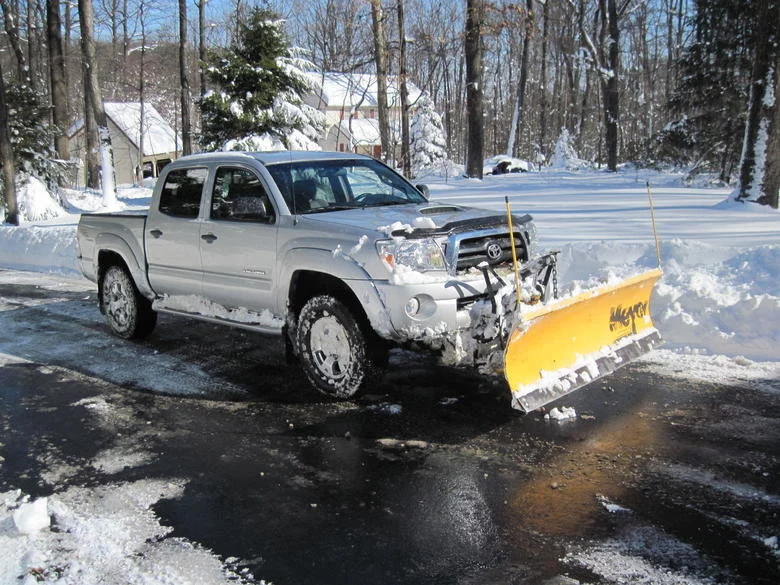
[266,158,427,214]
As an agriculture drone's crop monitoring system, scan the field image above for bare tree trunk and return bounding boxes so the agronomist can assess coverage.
[47,0,69,161]
[763,56,780,209]
[0,0,30,82]
[26,0,38,91]
[737,0,778,207]
[199,0,207,137]
[0,60,18,225]
[370,0,390,162]
[538,0,549,158]
[179,0,193,155]
[78,0,117,205]
[64,0,72,115]
[398,0,410,176]
[83,73,99,189]
[465,0,484,178]
[137,0,147,184]
[507,0,533,157]
[597,0,621,171]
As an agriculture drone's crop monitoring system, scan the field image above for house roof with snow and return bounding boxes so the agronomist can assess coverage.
[339,118,381,145]
[306,72,422,111]
[68,102,180,156]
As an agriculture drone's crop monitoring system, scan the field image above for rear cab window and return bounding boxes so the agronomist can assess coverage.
[158,168,208,218]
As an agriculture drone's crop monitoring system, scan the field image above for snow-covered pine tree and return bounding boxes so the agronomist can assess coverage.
[550,128,580,169]
[1,81,65,221]
[200,8,325,151]
[409,94,448,177]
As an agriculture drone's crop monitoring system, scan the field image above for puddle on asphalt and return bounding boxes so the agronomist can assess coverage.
[509,411,661,538]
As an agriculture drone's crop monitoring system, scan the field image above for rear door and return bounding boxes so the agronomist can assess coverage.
[146,166,208,296]
[199,165,279,314]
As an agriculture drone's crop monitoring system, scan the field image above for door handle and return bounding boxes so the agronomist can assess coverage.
[149,229,163,238]
[201,233,218,243]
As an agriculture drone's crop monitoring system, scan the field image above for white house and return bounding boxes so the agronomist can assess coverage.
[305,72,422,158]
[68,102,181,186]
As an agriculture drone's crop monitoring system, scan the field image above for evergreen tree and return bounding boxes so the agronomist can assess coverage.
[200,9,325,151]
[5,84,60,181]
[1,81,65,222]
[550,128,581,169]
[659,0,754,182]
[409,94,448,177]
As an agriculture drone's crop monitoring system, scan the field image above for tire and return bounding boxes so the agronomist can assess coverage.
[295,295,383,399]
[100,264,157,340]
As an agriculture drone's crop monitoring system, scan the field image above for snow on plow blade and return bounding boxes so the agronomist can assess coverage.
[504,268,663,412]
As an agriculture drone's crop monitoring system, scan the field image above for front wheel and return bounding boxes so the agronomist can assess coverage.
[100,264,157,340]
[295,295,382,399]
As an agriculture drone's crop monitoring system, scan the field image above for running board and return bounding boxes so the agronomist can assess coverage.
[153,297,284,335]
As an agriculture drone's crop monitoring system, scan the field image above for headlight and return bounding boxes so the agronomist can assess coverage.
[377,239,447,272]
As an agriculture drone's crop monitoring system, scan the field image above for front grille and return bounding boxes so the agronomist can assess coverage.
[454,232,528,272]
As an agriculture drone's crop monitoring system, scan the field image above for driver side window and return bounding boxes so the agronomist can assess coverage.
[210,167,275,224]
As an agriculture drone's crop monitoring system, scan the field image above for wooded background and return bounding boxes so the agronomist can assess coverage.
[0,0,777,220]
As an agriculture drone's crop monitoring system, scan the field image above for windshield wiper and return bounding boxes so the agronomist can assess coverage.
[304,204,359,214]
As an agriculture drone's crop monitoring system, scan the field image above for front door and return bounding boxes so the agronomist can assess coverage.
[199,166,279,315]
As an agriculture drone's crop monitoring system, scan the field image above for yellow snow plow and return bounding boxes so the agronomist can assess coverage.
[504,267,663,412]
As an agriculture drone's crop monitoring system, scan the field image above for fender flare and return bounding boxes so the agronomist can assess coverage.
[94,233,155,300]
[277,247,396,339]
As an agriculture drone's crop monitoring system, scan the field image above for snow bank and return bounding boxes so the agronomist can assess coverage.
[0,224,80,276]
[553,239,779,362]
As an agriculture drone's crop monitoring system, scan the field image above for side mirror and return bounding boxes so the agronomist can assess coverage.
[415,184,430,199]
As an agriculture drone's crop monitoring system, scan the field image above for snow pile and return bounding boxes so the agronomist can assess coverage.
[0,481,259,585]
[545,406,577,422]
[17,176,64,222]
[653,244,779,361]
[552,239,779,362]
[12,497,50,534]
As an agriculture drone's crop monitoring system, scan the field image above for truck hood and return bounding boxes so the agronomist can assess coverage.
[298,202,529,238]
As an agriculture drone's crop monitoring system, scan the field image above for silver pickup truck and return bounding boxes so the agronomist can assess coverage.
[77,151,555,401]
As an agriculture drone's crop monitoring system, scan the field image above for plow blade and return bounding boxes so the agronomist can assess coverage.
[505,268,663,412]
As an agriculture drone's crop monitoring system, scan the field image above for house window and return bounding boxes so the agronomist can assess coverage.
[339,143,345,152]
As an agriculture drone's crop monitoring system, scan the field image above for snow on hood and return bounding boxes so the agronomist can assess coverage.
[298,202,519,238]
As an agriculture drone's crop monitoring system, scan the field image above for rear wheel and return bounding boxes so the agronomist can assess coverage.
[295,295,383,399]
[100,264,157,339]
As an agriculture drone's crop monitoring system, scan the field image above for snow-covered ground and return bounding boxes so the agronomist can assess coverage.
[1,165,778,584]
[4,165,777,365]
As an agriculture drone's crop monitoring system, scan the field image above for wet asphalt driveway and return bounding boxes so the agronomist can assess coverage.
[1,274,778,585]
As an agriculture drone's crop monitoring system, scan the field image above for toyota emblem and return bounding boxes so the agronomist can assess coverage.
[486,241,502,261]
